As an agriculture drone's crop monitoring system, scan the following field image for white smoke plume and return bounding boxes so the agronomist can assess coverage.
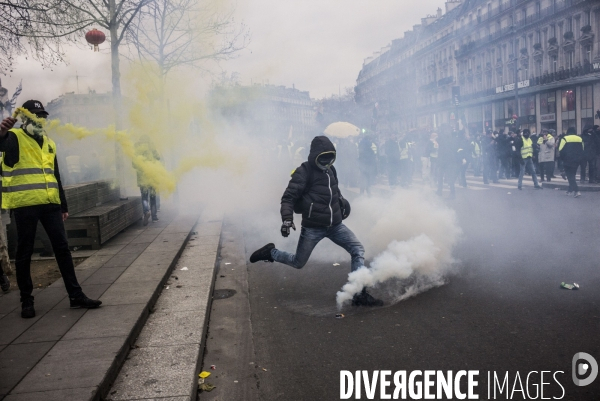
[336,189,462,308]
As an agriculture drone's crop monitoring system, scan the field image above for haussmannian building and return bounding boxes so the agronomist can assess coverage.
[355,0,600,135]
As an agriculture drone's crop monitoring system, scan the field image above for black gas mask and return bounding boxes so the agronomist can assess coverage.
[316,152,336,170]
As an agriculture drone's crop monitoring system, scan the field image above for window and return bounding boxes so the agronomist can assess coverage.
[540,91,556,115]
[494,101,505,119]
[566,51,574,69]
[581,85,594,129]
[506,99,516,117]
[561,88,576,132]
[520,95,535,116]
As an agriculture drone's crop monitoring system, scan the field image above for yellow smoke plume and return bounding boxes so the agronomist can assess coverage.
[12,98,232,195]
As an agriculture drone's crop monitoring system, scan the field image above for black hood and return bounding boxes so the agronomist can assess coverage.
[308,135,336,170]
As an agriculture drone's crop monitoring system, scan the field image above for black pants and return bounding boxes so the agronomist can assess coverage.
[437,164,458,195]
[399,159,411,186]
[388,162,399,186]
[13,204,83,302]
[580,159,596,182]
[538,161,555,181]
[499,156,511,179]
[483,156,497,183]
[564,165,579,193]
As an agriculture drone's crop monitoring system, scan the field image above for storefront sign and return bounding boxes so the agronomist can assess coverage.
[495,80,530,93]
[496,83,515,93]
[540,113,556,122]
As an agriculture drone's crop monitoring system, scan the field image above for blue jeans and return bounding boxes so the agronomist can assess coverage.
[271,223,365,271]
[518,158,540,188]
[140,186,157,220]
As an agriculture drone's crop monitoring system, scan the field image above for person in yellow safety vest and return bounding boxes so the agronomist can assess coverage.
[559,126,584,197]
[517,129,543,191]
[0,100,102,319]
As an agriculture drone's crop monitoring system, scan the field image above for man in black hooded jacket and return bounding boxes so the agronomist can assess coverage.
[249,136,383,306]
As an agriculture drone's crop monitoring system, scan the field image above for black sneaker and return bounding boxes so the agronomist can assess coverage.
[70,295,102,309]
[1,274,10,293]
[352,288,384,307]
[21,299,35,318]
[249,243,275,263]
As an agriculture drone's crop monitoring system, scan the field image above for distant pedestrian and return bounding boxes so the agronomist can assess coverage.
[559,127,584,197]
[482,131,498,184]
[383,134,400,187]
[537,130,555,182]
[516,129,542,190]
[134,135,160,225]
[436,130,462,199]
[426,132,439,184]
[579,126,596,184]
[358,134,377,195]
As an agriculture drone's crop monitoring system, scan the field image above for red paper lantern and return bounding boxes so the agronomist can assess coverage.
[85,29,106,52]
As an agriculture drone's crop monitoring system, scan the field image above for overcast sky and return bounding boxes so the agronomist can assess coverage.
[2,0,441,104]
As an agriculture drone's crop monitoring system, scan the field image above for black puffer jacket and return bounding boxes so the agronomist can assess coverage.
[280,136,343,228]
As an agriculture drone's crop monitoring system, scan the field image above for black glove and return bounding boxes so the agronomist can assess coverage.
[281,220,296,237]
[339,196,351,220]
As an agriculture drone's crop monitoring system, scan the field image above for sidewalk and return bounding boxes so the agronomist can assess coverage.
[0,210,202,401]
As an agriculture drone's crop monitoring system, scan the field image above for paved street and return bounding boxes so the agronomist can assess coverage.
[201,176,600,400]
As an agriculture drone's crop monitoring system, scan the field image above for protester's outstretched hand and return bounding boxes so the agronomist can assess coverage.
[281,220,296,237]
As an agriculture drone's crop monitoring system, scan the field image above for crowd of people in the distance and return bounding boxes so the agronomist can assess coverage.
[275,124,599,199]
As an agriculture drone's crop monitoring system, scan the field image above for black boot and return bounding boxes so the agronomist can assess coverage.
[250,243,275,263]
[70,294,102,309]
[352,288,384,307]
[21,299,35,319]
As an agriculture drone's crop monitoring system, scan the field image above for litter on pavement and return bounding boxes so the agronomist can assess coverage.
[333,263,340,266]
[199,371,211,378]
[199,382,216,392]
[180,267,189,271]
[336,313,345,319]
[225,262,231,265]
[210,365,216,370]
[560,282,580,290]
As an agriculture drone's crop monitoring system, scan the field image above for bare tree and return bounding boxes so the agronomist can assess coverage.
[128,0,249,80]
[0,0,152,100]
[0,1,84,73]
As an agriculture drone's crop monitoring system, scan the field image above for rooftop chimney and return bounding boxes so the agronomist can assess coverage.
[437,7,443,18]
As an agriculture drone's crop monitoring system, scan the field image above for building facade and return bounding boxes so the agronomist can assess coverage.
[355,0,600,134]
[46,91,117,129]
[209,84,316,139]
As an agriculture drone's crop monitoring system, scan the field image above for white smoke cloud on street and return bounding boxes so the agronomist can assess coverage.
[336,189,462,308]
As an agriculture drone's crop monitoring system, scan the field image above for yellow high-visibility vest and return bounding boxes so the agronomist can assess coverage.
[521,137,533,159]
[1,128,61,209]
